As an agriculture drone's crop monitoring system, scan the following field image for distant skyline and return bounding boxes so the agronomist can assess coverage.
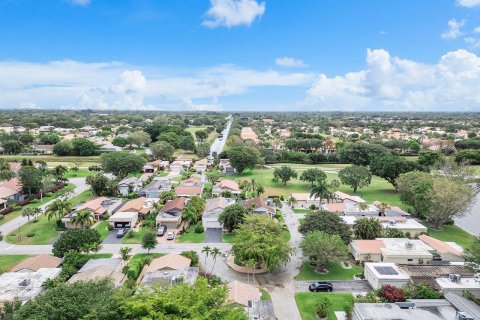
[1,0,480,111]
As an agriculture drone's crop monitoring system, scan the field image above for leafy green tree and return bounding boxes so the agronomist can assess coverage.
[337,143,388,166]
[150,141,175,160]
[232,215,294,272]
[159,190,176,204]
[2,140,24,154]
[353,218,383,239]
[298,211,351,243]
[70,209,95,229]
[219,204,247,233]
[369,152,420,189]
[72,138,99,156]
[0,160,15,181]
[338,165,372,193]
[426,177,474,229]
[466,236,480,265]
[119,247,132,262]
[396,171,434,217]
[101,152,146,178]
[418,151,442,167]
[141,231,157,254]
[128,131,151,148]
[315,295,332,318]
[39,133,60,145]
[196,143,210,158]
[228,146,261,174]
[122,277,248,320]
[53,165,68,182]
[112,137,128,148]
[86,174,109,195]
[52,229,101,257]
[195,130,208,142]
[179,135,196,151]
[272,165,297,186]
[19,166,43,195]
[13,279,123,320]
[300,231,348,270]
[384,228,405,238]
[300,168,327,187]
[53,140,73,156]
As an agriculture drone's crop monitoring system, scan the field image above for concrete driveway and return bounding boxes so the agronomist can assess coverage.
[102,230,123,244]
[204,228,222,243]
[295,280,371,293]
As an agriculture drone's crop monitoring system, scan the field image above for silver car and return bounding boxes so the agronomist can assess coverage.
[166,231,175,240]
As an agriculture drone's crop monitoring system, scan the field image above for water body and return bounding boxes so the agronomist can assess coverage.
[454,194,480,236]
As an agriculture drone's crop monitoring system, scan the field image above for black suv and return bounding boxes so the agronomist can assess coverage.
[309,282,333,292]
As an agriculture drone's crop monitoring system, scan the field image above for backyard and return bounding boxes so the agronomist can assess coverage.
[296,261,363,281]
[295,292,354,320]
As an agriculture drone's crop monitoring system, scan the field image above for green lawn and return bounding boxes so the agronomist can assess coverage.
[7,214,60,245]
[0,155,101,167]
[295,293,354,320]
[296,262,363,281]
[260,289,271,300]
[64,167,92,178]
[293,208,312,214]
[223,167,403,208]
[70,189,95,206]
[86,253,113,259]
[0,184,75,226]
[427,224,475,249]
[95,221,110,241]
[222,233,236,243]
[178,227,205,243]
[121,226,156,244]
[0,255,31,273]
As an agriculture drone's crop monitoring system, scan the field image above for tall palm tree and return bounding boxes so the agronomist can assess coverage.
[288,196,297,208]
[256,184,265,197]
[46,198,72,221]
[119,247,132,262]
[210,247,222,276]
[358,202,370,212]
[22,207,35,222]
[310,179,333,207]
[378,202,391,216]
[70,209,95,229]
[32,207,42,220]
[201,246,211,274]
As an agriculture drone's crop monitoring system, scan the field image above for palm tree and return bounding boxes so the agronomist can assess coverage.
[182,207,197,226]
[256,184,265,197]
[22,207,35,222]
[210,247,222,276]
[46,198,72,221]
[358,202,370,212]
[32,207,42,220]
[119,247,132,262]
[378,202,391,216]
[310,179,333,207]
[70,209,95,229]
[288,196,297,208]
[202,246,211,274]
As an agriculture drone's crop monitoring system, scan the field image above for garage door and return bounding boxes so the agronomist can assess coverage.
[114,222,131,229]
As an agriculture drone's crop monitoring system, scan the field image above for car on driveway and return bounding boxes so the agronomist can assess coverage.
[156,225,167,236]
[166,231,175,240]
[116,228,128,238]
[309,282,333,292]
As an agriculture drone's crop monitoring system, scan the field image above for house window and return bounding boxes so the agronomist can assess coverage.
[407,259,413,262]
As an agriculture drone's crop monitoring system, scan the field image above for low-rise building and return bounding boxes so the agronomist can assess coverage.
[212,180,241,197]
[219,159,235,174]
[202,197,234,229]
[436,276,480,298]
[175,186,203,198]
[419,235,465,263]
[68,258,125,287]
[364,262,410,289]
[156,197,187,228]
[244,197,275,216]
[227,280,261,307]
[10,255,62,272]
[118,177,142,197]
[63,197,123,229]
[136,179,171,198]
[289,193,318,209]
[193,158,208,173]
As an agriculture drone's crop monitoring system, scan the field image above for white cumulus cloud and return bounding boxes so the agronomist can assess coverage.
[182,97,223,111]
[303,48,480,111]
[202,0,265,28]
[275,57,308,68]
[457,0,480,7]
[441,19,466,39]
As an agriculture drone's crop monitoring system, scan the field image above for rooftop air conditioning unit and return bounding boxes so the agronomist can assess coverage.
[405,241,414,249]
[389,220,396,226]
[449,274,461,282]
[18,279,31,287]
[456,311,474,320]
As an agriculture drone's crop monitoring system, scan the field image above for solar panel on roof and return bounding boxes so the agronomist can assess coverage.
[374,266,399,275]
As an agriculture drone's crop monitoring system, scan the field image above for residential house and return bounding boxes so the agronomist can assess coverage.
[32,145,54,154]
[227,280,261,306]
[63,197,123,229]
[118,177,142,197]
[108,211,138,229]
[117,196,152,218]
[156,197,187,229]
[212,180,241,197]
[0,178,23,202]
[143,163,157,173]
[140,267,199,288]
[243,197,275,216]
[289,192,318,209]
[169,160,188,172]
[202,197,234,229]
[68,258,125,287]
[0,268,61,303]
[175,185,203,198]
[350,240,386,262]
[246,300,276,320]
[219,159,235,174]
[10,255,62,272]
[364,262,411,289]
[341,216,427,236]
[418,235,465,263]
[136,179,171,198]
[193,158,208,173]
[99,144,122,152]
[144,254,191,272]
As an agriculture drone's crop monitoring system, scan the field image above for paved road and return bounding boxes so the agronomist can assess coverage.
[210,116,232,156]
[295,280,371,293]
[0,177,89,236]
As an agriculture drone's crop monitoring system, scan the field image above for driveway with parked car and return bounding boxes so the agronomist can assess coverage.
[295,280,371,293]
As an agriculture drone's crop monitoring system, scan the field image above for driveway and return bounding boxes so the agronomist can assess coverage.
[102,231,123,244]
[295,280,371,293]
[204,228,222,243]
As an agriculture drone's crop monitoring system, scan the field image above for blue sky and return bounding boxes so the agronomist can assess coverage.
[1,0,480,111]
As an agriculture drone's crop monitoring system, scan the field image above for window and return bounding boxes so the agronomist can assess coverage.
[407,259,413,262]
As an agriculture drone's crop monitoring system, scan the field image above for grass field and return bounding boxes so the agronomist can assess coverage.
[0,155,101,167]
[427,224,476,249]
[295,293,354,320]
[296,262,363,281]
[222,233,236,243]
[0,183,75,226]
[178,226,205,243]
[70,189,95,206]
[121,225,155,244]
[293,208,312,214]
[224,167,403,207]
[0,255,31,273]
[64,167,92,178]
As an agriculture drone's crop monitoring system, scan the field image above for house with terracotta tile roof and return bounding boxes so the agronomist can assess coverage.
[350,240,386,262]
[0,178,23,202]
[175,186,203,198]
[144,254,191,272]
[227,280,261,307]
[63,197,123,229]
[118,196,152,217]
[193,158,208,173]
[11,255,62,272]
[212,180,241,196]
[418,235,465,262]
[289,192,318,209]
[202,197,235,229]
[156,197,187,228]
[67,258,125,287]
[244,197,275,216]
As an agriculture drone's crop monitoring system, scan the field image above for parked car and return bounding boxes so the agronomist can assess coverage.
[116,228,128,238]
[309,282,333,292]
[166,231,175,240]
[156,225,167,236]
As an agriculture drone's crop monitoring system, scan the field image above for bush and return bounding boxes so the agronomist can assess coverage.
[107,224,114,231]
[126,230,135,239]
[194,224,204,234]
[88,166,102,172]
[0,215,3,221]
[26,232,35,237]
[380,285,405,303]
[404,283,443,299]
[181,251,199,267]
[2,207,12,214]
[316,295,331,318]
